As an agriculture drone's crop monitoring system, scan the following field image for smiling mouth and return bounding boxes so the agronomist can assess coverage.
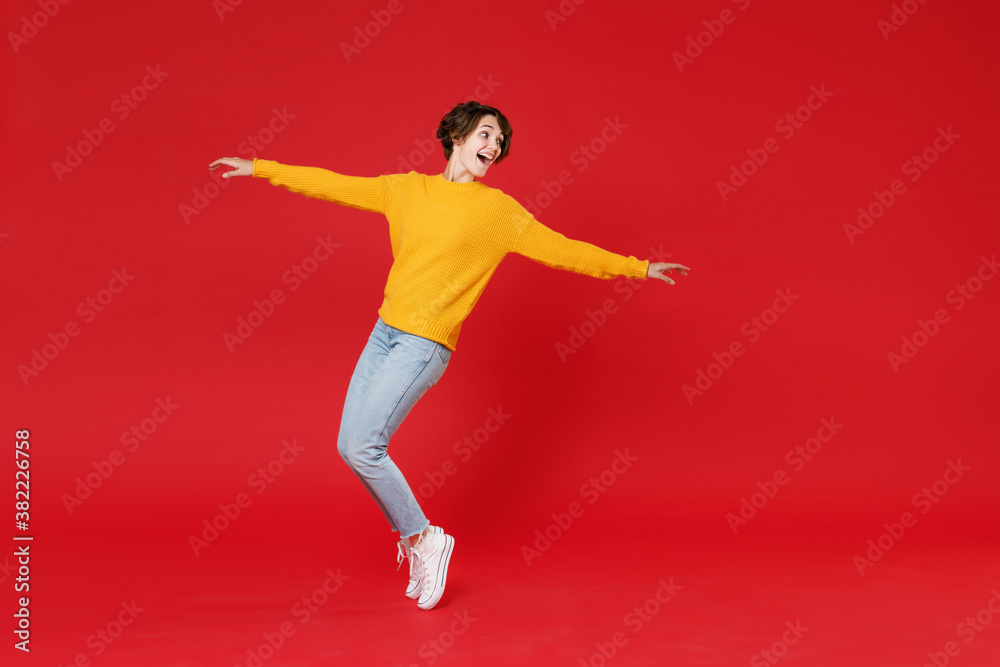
[477,153,494,166]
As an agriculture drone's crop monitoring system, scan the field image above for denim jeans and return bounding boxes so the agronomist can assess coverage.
[337,316,452,538]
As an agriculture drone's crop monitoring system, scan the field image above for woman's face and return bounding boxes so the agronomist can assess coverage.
[454,115,504,178]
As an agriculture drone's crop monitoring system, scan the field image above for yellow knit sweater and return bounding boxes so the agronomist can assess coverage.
[253,159,649,350]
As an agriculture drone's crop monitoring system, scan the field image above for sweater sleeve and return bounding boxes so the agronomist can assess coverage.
[252,158,386,214]
[510,209,649,281]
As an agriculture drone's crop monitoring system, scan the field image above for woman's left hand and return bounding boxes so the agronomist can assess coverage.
[647,262,690,285]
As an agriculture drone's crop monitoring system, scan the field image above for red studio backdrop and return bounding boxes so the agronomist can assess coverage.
[2,0,999,665]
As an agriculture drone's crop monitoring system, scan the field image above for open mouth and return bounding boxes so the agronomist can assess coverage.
[477,152,493,167]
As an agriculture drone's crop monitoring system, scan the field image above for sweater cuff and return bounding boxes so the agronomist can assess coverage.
[253,158,288,180]
[630,257,650,279]
[251,157,282,178]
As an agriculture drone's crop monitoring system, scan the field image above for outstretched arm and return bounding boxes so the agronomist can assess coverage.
[511,211,689,284]
[208,156,387,214]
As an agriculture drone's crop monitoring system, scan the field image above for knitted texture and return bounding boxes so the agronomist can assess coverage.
[253,159,649,350]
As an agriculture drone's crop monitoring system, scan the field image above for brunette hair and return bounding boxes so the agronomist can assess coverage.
[436,101,512,164]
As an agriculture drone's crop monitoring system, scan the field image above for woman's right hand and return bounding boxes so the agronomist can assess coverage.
[209,157,254,178]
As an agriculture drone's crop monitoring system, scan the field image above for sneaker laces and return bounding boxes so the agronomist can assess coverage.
[413,552,426,584]
[415,540,433,591]
[411,537,431,582]
[419,555,432,591]
[396,540,409,572]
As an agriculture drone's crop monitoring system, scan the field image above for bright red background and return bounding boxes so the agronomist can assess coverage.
[3,0,999,665]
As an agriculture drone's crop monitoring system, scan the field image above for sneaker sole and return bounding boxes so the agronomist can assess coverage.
[417,534,454,611]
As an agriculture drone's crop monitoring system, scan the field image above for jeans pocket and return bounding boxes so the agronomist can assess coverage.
[436,345,452,365]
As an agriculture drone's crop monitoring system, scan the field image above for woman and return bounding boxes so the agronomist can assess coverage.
[209,101,689,611]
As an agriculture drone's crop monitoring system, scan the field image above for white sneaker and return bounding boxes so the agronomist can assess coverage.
[398,525,442,599]
[410,528,454,611]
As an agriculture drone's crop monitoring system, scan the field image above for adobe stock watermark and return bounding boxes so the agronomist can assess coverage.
[181,106,296,224]
[61,397,180,514]
[339,0,415,63]
[750,620,809,667]
[521,449,638,566]
[385,74,502,175]
[523,116,629,217]
[417,406,511,501]
[17,267,135,386]
[223,236,340,353]
[878,0,932,41]
[545,0,588,31]
[844,126,960,243]
[578,578,681,667]
[555,245,671,362]
[233,567,350,667]
[716,85,833,202]
[7,0,73,54]
[188,438,306,556]
[213,0,246,21]
[682,288,799,404]
[57,600,145,665]
[672,0,752,73]
[920,588,1000,667]
[852,459,970,576]
[726,417,844,534]
[887,254,996,373]
[52,65,169,182]
[409,610,477,667]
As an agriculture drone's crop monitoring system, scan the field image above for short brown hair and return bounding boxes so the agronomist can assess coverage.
[436,101,512,165]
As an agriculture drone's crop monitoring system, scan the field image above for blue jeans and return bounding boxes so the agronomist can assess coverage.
[337,316,452,538]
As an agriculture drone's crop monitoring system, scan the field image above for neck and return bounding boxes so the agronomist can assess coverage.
[441,156,476,183]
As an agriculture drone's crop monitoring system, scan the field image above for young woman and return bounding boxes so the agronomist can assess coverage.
[209,101,689,611]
